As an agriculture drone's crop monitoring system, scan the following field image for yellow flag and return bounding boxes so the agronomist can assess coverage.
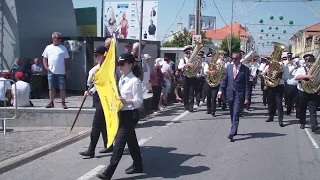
[93,39,123,148]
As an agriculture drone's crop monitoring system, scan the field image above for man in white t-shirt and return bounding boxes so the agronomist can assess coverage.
[42,32,70,109]
[0,74,12,107]
[11,72,33,107]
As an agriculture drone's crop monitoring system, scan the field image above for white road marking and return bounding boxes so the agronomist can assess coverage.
[78,109,188,179]
[76,165,106,180]
[165,110,190,127]
[304,129,319,149]
[138,137,153,146]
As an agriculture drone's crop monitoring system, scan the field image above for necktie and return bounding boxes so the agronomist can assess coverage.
[233,65,237,79]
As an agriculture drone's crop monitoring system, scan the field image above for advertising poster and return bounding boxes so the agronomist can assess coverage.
[104,1,158,41]
[189,14,216,30]
[75,7,97,36]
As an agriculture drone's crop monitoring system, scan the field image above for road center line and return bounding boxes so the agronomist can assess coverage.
[138,137,153,146]
[76,165,106,180]
[165,111,190,127]
[304,129,319,149]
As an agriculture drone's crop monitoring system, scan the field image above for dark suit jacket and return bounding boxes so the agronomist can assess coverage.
[219,63,250,101]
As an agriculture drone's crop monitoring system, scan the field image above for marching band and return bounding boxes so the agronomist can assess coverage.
[82,37,319,179]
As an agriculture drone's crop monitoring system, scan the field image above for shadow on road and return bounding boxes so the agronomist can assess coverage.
[235,132,286,141]
[115,146,209,180]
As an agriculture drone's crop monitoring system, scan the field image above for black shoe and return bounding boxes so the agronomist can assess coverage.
[125,166,143,174]
[311,126,320,132]
[246,107,252,111]
[96,173,111,180]
[266,118,274,122]
[188,107,194,112]
[279,122,285,127]
[206,110,211,114]
[79,150,94,158]
[211,112,216,117]
[228,135,235,142]
[99,147,113,153]
[300,124,305,129]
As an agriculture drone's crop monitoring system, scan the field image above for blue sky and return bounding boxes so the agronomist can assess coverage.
[73,0,319,53]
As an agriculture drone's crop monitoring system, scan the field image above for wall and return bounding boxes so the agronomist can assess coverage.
[1,0,78,71]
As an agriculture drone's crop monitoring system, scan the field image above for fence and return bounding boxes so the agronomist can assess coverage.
[0,78,17,135]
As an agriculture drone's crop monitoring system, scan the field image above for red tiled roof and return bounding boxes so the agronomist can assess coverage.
[304,22,320,32]
[190,22,249,40]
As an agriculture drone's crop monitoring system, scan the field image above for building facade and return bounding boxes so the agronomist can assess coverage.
[290,22,320,58]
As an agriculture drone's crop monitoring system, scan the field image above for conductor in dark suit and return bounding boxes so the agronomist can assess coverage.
[218,51,250,142]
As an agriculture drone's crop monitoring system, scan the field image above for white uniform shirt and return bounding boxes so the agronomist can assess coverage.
[249,62,258,81]
[259,63,266,72]
[203,60,225,75]
[262,64,289,85]
[87,64,100,93]
[287,64,298,86]
[0,77,11,101]
[119,72,143,111]
[178,57,189,70]
[11,81,31,107]
[295,67,309,92]
[42,44,69,74]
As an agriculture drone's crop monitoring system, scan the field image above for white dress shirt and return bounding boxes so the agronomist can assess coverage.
[294,67,309,92]
[286,65,298,86]
[119,72,143,111]
[87,64,100,93]
[249,62,258,81]
[178,57,189,70]
[262,63,289,85]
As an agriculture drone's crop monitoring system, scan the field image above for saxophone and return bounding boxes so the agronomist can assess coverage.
[184,41,204,78]
[264,46,284,88]
[302,54,320,94]
[205,50,225,87]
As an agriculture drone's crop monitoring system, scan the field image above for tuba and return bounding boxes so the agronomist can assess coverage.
[301,54,320,94]
[184,41,204,78]
[263,46,284,88]
[240,51,256,67]
[205,50,225,87]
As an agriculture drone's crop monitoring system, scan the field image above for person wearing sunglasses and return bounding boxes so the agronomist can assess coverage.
[79,45,113,158]
[294,54,319,133]
[97,52,143,180]
[218,51,250,142]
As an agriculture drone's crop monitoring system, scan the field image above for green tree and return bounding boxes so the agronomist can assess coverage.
[221,35,241,56]
[162,28,212,47]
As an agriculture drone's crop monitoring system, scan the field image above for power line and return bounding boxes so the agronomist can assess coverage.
[211,0,228,26]
[161,0,186,43]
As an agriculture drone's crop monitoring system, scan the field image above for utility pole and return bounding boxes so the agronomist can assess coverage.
[195,0,201,35]
[229,0,234,57]
[138,0,144,61]
[101,0,104,37]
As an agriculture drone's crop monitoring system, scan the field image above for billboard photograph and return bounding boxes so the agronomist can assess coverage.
[104,1,158,41]
[189,14,216,30]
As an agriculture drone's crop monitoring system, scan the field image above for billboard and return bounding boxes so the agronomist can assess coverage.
[188,15,216,30]
[75,7,97,36]
[104,1,158,41]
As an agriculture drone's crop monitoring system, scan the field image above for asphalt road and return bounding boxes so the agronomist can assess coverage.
[1,87,320,180]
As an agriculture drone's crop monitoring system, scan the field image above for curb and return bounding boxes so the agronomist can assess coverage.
[0,129,91,175]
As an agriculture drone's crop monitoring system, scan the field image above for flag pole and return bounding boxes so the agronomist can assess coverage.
[138,0,144,61]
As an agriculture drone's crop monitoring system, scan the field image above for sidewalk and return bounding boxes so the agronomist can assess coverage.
[0,127,90,162]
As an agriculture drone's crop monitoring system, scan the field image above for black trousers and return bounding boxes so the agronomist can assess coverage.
[183,77,196,108]
[207,84,219,113]
[103,110,142,178]
[88,93,108,151]
[261,77,267,105]
[202,80,208,102]
[247,81,254,108]
[285,84,298,115]
[195,76,205,103]
[298,90,319,129]
[31,75,43,98]
[267,85,284,120]
[151,86,162,111]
